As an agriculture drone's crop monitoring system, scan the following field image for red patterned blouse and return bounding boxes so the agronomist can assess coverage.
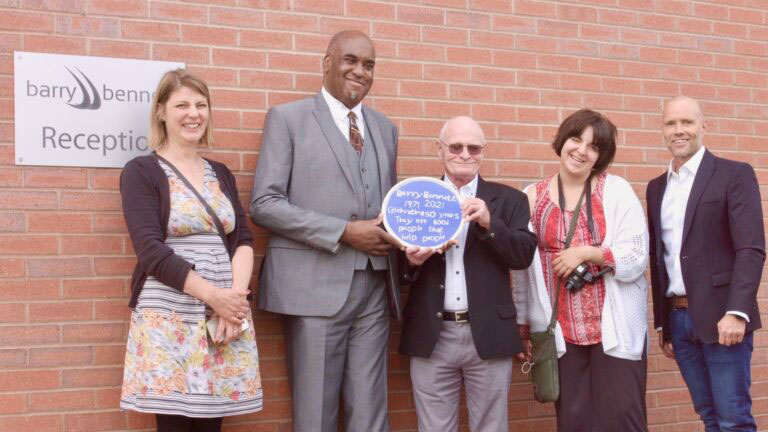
[531,172,616,345]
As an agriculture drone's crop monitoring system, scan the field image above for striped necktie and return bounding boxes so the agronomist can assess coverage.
[348,111,363,154]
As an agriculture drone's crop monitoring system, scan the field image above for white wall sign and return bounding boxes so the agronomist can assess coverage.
[14,52,184,168]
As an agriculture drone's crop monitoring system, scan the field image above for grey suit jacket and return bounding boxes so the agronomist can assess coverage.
[251,93,401,319]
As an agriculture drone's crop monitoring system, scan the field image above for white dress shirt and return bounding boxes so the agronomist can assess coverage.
[321,86,365,142]
[443,175,478,312]
[661,146,748,321]
[661,145,705,297]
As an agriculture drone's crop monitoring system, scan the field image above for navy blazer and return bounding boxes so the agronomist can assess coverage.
[647,149,765,343]
[399,177,537,360]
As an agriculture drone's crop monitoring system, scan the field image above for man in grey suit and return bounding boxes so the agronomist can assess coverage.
[251,30,400,432]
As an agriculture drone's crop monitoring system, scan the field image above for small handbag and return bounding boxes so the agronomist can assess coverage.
[529,321,559,403]
[527,179,586,403]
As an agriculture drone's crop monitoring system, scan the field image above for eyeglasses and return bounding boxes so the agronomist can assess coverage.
[439,140,485,156]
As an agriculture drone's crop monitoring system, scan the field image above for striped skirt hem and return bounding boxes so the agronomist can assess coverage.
[120,389,263,418]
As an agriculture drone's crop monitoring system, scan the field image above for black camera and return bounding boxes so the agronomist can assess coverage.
[565,263,600,292]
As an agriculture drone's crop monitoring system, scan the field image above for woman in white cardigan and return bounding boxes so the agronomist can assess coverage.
[513,109,649,431]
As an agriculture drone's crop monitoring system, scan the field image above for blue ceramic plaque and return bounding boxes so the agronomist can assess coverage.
[382,177,464,248]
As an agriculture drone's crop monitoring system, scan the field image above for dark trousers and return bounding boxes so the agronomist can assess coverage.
[556,342,647,432]
[155,414,223,432]
[669,308,756,432]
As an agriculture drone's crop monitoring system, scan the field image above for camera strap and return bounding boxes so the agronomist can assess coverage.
[548,179,586,333]
[557,174,596,241]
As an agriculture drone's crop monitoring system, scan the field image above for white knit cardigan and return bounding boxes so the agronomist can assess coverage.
[512,174,649,361]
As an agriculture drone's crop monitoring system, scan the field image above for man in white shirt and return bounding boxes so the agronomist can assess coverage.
[647,96,764,431]
[251,30,401,432]
[399,116,537,431]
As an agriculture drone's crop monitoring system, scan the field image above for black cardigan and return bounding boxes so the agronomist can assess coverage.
[120,154,254,308]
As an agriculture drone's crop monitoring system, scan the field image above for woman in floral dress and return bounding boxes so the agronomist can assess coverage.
[119,69,262,431]
[514,109,649,431]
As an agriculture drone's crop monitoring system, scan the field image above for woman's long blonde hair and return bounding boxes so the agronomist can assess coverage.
[148,68,213,150]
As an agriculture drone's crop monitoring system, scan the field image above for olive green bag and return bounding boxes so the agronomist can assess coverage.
[529,313,560,403]
[528,188,585,403]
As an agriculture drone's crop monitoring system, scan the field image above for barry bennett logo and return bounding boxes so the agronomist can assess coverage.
[25,67,154,110]
[64,67,100,110]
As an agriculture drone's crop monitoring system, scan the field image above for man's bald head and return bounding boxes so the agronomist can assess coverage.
[322,30,376,108]
[664,95,703,122]
[439,116,486,145]
[438,116,486,188]
[662,95,706,171]
[326,30,374,56]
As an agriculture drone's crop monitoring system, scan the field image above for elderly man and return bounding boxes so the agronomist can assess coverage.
[251,30,400,432]
[647,96,765,431]
[399,116,537,431]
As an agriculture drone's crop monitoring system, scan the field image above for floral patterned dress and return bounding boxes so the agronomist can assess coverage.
[531,172,616,345]
[120,160,263,417]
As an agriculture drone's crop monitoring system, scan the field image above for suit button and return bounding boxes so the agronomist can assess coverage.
[439,284,444,290]
[489,232,496,239]
[436,312,443,319]
[682,256,687,260]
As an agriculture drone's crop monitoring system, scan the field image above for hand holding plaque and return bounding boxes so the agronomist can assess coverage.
[341,215,399,256]
[381,177,464,250]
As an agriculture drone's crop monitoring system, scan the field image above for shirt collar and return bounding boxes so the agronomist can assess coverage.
[444,174,479,197]
[667,145,706,181]
[321,86,363,123]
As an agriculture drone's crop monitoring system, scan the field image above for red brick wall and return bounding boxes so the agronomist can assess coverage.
[0,1,766,431]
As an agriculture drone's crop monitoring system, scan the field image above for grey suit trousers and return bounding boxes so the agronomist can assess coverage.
[410,321,514,432]
[284,267,390,432]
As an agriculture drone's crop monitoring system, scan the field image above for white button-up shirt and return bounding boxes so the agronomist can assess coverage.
[443,175,478,312]
[661,145,705,297]
[321,86,365,142]
[661,146,747,321]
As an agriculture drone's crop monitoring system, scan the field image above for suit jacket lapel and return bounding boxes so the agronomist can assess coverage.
[651,174,668,260]
[466,176,496,252]
[682,149,715,245]
[362,106,393,194]
[311,93,356,191]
